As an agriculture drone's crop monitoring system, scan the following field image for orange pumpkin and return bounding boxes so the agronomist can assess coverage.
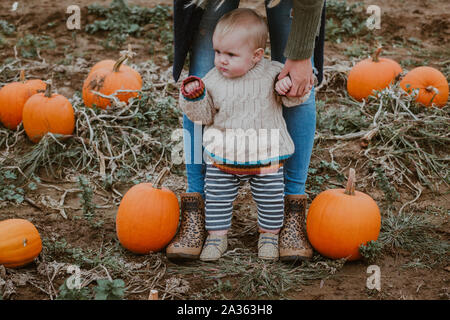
[89,45,142,86]
[347,47,402,102]
[0,219,42,268]
[400,66,448,107]
[89,59,142,86]
[82,55,142,109]
[0,70,46,130]
[22,82,75,143]
[306,168,381,261]
[116,168,179,254]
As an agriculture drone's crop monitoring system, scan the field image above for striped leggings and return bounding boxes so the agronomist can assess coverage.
[204,164,285,231]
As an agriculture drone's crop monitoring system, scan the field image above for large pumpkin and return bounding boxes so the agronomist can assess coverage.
[400,66,448,107]
[347,47,402,102]
[116,168,179,254]
[22,82,75,143]
[82,55,142,109]
[0,70,46,130]
[0,219,42,268]
[306,168,381,261]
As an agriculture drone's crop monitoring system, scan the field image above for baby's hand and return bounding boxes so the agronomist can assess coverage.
[181,75,205,100]
[275,76,292,96]
[184,80,200,94]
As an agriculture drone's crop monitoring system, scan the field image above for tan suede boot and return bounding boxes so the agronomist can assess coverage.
[279,194,313,262]
[166,192,206,260]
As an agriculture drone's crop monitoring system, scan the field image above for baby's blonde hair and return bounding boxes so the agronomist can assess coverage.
[213,8,268,50]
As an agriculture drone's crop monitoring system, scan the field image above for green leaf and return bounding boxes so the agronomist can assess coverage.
[94,292,109,300]
[113,279,125,287]
[4,171,17,180]
[28,182,38,190]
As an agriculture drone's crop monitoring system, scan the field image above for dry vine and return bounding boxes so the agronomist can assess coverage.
[314,60,449,211]
[1,57,182,206]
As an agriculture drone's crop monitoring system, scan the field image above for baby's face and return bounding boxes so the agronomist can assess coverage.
[212,31,261,78]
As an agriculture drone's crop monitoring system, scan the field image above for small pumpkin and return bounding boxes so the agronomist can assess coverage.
[88,45,142,86]
[306,168,381,261]
[347,47,402,102]
[400,66,448,107]
[116,168,179,254]
[0,70,46,130]
[89,59,142,86]
[0,219,42,268]
[22,82,75,143]
[82,55,142,109]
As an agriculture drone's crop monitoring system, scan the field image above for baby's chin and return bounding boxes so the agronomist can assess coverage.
[217,68,243,79]
[217,68,231,78]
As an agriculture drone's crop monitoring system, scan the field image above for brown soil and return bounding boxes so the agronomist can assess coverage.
[0,0,449,301]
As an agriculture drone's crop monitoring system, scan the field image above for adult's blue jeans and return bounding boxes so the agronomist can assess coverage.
[183,0,316,198]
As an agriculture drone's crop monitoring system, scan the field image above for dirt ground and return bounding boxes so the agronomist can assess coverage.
[0,0,449,300]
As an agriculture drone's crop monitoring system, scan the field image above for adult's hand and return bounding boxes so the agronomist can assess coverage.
[278,58,314,98]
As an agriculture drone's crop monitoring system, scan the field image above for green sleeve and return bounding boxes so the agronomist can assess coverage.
[284,0,325,60]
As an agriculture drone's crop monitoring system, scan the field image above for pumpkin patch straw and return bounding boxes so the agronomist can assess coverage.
[426,86,439,105]
[120,44,137,61]
[316,58,449,195]
[0,37,448,301]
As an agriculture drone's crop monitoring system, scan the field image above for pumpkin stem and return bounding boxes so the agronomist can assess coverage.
[345,168,356,196]
[113,55,128,72]
[44,81,52,98]
[19,69,25,82]
[372,47,382,62]
[152,167,170,189]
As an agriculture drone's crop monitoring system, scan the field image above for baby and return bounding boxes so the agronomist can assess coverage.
[179,8,311,261]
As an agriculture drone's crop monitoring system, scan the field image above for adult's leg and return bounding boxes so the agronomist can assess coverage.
[183,0,240,198]
[266,0,315,261]
[167,0,240,260]
[265,0,316,195]
[282,91,316,195]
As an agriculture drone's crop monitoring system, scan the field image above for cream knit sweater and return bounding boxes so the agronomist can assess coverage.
[179,58,310,167]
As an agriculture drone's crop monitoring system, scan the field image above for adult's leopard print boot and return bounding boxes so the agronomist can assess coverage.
[166,192,206,260]
[279,194,313,262]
